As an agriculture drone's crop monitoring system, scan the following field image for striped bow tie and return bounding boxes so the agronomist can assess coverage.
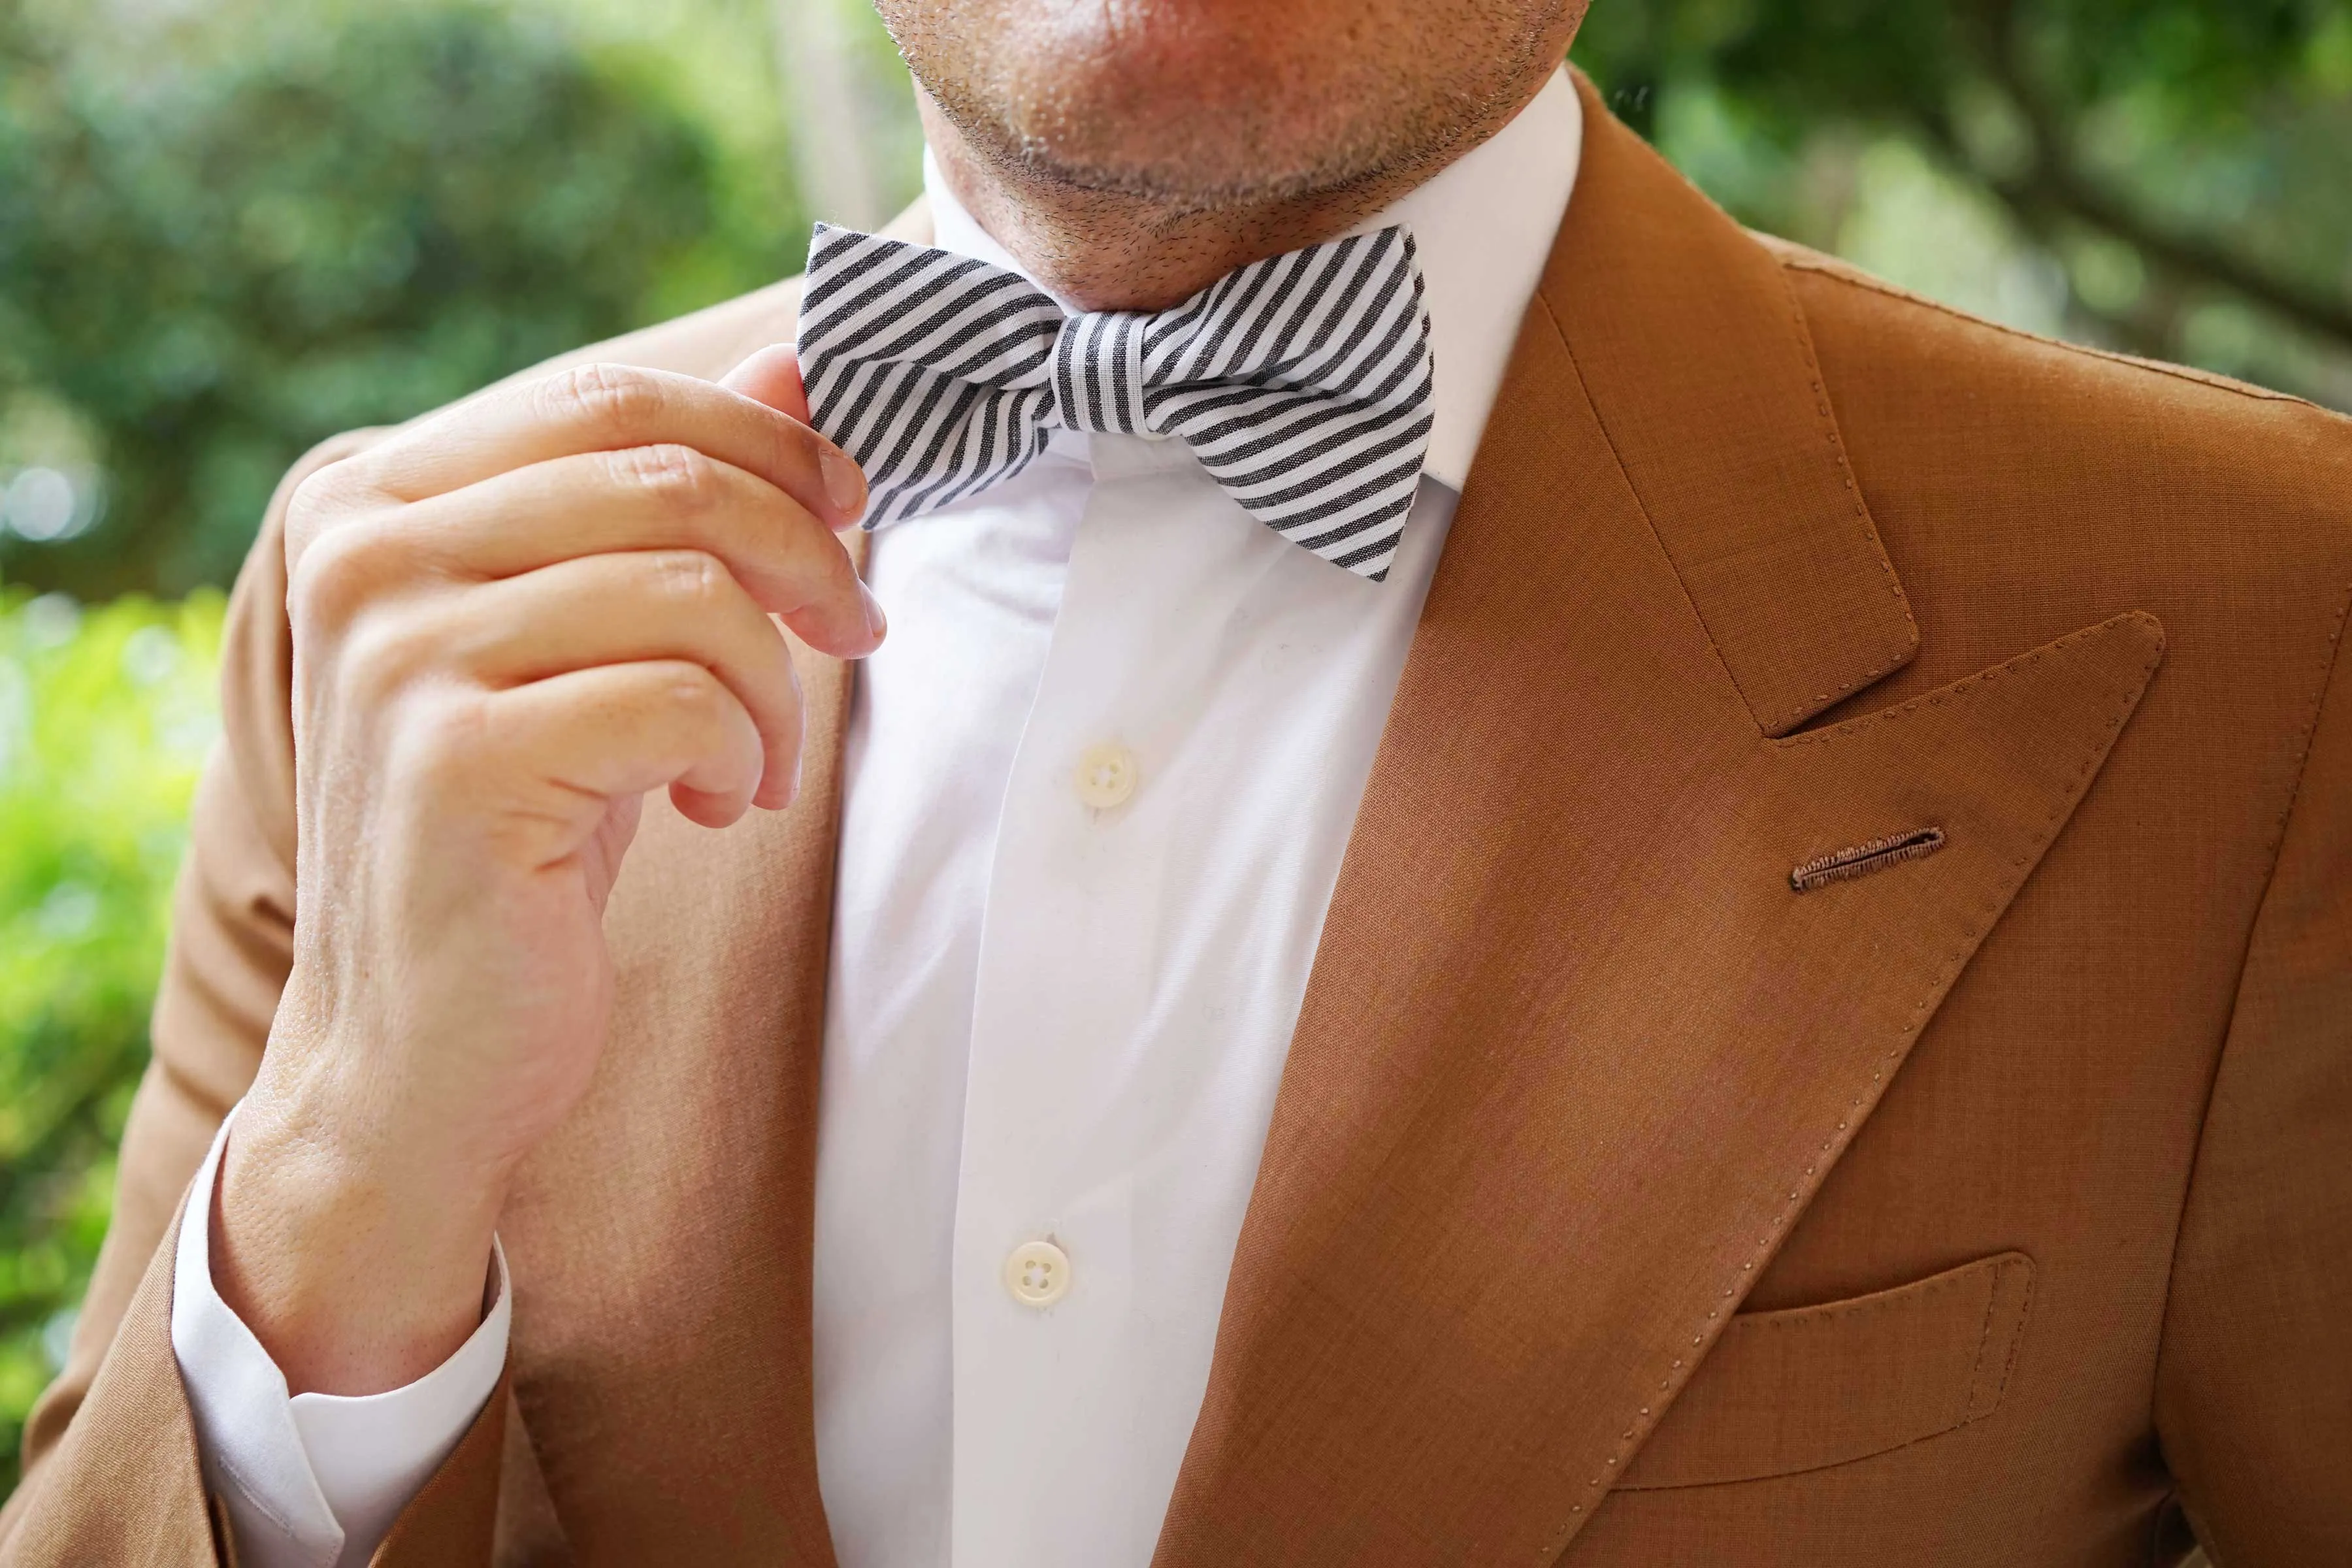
[796,221,1435,580]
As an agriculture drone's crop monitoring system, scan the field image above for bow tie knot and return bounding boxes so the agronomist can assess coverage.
[1051,310,1154,438]
[796,222,1435,580]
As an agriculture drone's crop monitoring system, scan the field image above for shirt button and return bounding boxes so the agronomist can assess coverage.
[1004,1240,1072,1308]
[1073,742,1139,809]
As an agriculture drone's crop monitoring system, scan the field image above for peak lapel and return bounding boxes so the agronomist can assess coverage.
[1152,84,2163,1566]
[1547,73,1919,736]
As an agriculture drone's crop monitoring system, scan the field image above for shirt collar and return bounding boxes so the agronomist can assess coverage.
[921,66,1583,495]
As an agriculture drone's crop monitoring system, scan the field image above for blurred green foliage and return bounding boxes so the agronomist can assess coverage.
[0,0,807,599]
[0,588,225,1494]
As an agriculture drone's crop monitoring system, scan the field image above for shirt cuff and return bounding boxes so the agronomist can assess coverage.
[169,1102,511,1568]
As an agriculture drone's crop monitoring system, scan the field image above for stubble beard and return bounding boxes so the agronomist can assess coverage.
[884,2,1571,216]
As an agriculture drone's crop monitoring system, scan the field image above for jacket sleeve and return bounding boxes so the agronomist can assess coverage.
[2155,608,2352,1563]
[0,431,508,1567]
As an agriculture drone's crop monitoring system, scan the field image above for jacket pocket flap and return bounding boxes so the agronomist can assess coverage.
[1618,1251,2035,1490]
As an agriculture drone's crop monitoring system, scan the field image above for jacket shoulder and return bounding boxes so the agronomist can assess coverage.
[1753,231,2352,572]
[1757,231,2338,420]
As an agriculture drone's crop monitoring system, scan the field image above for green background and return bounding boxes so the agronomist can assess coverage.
[2,0,2347,1496]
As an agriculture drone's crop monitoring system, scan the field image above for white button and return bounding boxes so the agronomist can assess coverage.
[1004,1240,1072,1308]
[1073,742,1139,809]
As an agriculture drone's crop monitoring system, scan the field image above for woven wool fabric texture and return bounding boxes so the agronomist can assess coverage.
[6,73,2349,1568]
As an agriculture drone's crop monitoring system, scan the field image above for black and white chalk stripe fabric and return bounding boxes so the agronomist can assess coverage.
[796,221,1435,580]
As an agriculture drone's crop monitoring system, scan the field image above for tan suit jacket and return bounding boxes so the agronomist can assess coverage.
[4,75,2347,1566]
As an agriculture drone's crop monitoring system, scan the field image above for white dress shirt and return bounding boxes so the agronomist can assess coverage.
[167,67,1582,1568]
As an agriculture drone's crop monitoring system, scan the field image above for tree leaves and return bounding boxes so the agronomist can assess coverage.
[0,3,805,598]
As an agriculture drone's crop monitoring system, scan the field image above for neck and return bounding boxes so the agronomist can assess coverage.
[915,82,1541,314]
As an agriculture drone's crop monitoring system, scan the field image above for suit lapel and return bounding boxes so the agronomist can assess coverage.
[1152,80,2162,1565]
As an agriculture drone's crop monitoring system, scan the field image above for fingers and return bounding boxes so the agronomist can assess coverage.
[275,348,872,843]
[723,342,813,426]
[393,442,881,659]
[344,360,866,529]
[430,549,806,811]
[482,661,768,835]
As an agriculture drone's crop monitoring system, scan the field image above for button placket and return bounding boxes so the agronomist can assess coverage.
[949,455,1224,1564]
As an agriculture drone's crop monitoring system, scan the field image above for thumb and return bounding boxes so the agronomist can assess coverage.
[723,341,813,425]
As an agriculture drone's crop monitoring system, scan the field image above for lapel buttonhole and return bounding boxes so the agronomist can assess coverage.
[1789,826,1948,892]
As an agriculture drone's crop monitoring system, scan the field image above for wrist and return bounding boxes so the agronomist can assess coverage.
[216,1089,508,1396]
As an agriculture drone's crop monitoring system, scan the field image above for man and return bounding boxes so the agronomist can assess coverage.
[1,0,2346,1562]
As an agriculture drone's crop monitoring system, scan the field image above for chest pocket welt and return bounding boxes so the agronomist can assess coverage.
[1619,1251,2036,1490]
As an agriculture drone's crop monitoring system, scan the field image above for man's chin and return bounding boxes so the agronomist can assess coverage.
[917,69,1439,214]
[883,0,1513,208]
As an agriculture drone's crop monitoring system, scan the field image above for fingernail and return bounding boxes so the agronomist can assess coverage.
[821,447,866,521]
[860,581,888,641]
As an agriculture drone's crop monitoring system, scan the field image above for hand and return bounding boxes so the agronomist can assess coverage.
[214,347,874,1395]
